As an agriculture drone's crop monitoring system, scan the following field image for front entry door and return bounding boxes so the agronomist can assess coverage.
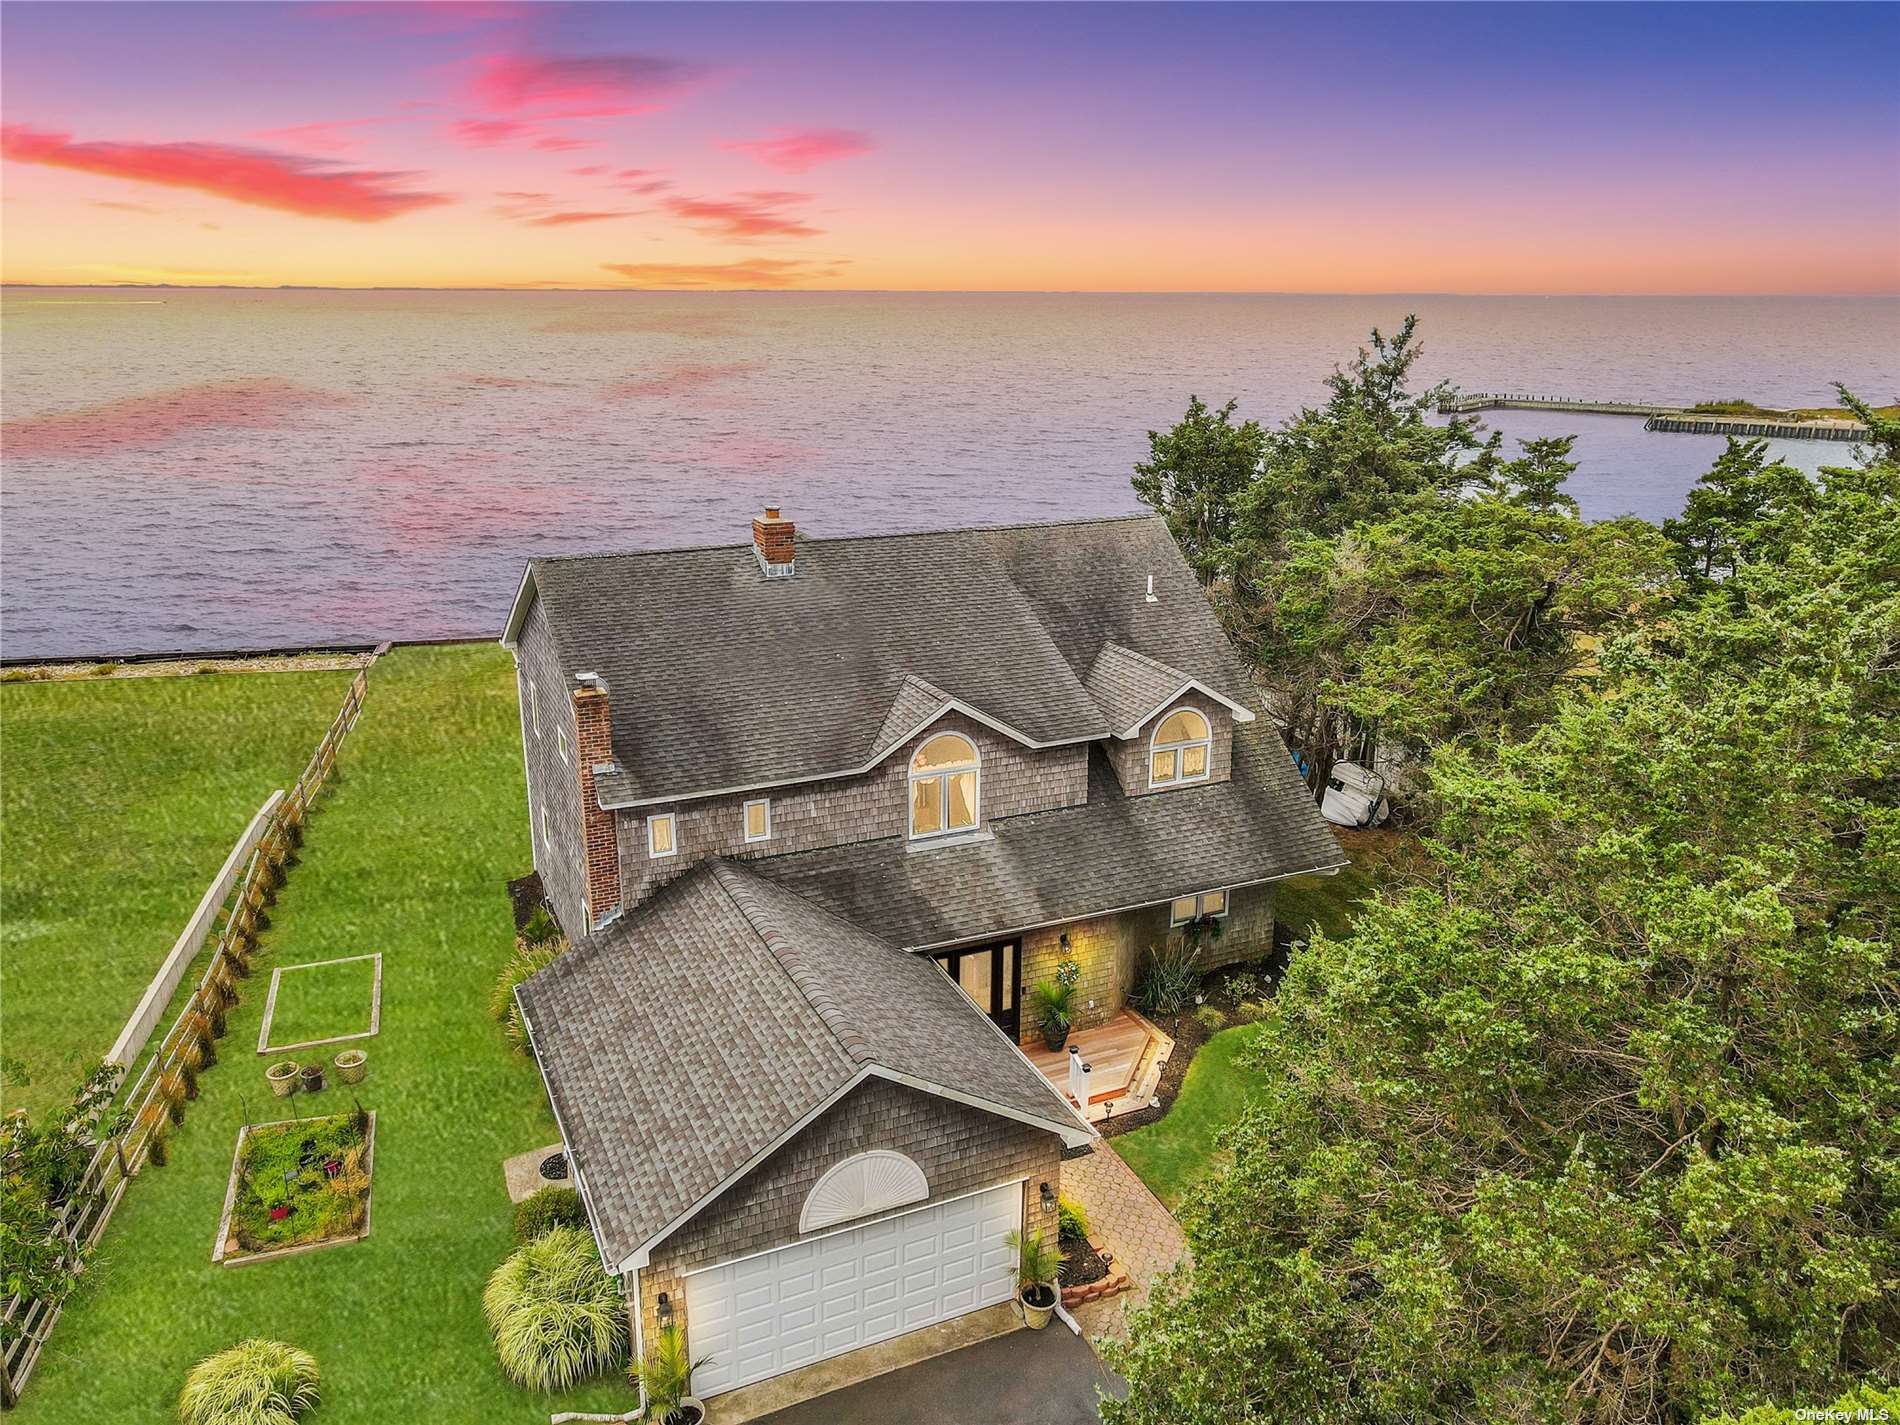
[932,942,1019,1039]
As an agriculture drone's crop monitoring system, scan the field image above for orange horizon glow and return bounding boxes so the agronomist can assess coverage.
[3,2,1896,296]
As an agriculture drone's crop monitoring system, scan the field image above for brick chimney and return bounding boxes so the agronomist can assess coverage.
[571,672,621,927]
[751,506,796,578]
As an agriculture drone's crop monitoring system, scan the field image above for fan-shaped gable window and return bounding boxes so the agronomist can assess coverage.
[799,1151,930,1233]
[1150,707,1212,787]
[909,733,979,839]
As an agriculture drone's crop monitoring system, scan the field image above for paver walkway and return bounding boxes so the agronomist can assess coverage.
[1061,1143,1190,1342]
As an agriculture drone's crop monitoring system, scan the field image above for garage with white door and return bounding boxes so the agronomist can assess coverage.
[684,1178,1023,1397]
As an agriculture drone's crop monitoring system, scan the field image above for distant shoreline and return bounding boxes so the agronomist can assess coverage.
[3,284,1893,299]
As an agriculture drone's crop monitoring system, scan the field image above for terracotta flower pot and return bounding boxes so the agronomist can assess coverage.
[333,1049,367,1084]
[265,1061,299,1098]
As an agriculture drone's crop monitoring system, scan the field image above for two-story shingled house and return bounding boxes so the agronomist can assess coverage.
[501,509,1341,1400]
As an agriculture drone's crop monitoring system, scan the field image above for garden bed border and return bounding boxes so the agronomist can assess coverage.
[211,1110,376,1267]
[255,951,384,1055]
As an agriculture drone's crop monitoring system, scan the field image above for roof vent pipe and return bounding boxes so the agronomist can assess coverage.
[1145,574,1158,604]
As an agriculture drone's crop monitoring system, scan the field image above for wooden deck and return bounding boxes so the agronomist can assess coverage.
[1027,1009,1173,1123]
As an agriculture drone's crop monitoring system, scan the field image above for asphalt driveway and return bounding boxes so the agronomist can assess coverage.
[746,1323,1127,1425]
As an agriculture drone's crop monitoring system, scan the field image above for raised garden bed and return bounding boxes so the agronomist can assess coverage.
[213,1109,376,1266]
[256,952,383,1055]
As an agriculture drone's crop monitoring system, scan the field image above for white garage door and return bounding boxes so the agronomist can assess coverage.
[683,1180,1022,1397]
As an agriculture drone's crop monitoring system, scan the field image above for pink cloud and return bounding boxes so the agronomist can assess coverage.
[661,190,817,240]
[247,112,427,155]
[2,378,349,458]
[449,118,533,147]
[720,127,874,174]
[469,51,710,113]
[1,124,449,222]
[93,199,161,214]
[569,164,609,176]
[525,210,627,227]
[600,258,842,289]
[530,135,592,152]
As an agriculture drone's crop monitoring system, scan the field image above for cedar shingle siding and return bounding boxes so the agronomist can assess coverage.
[614,710,1089,904]
[514,593,589,936]
[637,1076,1063,1357]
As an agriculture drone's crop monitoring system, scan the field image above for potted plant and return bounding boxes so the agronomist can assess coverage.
[1028,979,1076,1052]
[299,1061,325,1094]
[1007,1227,1061,1329]
[265,1060,299,1098]
[1028,955,1083,1051]
[332,1048,367,1084]
[632,1323,708,1424]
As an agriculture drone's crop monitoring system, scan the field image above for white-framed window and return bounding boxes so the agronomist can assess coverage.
[1170,889,1229,926]
[528,677,541,737]
[647,812,678,859]
[908,733,979,840]
[557,726,570,766]
[1149,707,1212,788]
[743,798,772,844]
[539,805,551,850]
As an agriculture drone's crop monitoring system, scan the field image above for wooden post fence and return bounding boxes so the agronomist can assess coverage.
[0,661,372,1407]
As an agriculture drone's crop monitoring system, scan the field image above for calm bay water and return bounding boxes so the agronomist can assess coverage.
[2,290,1894,657]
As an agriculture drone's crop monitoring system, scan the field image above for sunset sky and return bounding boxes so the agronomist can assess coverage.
[3,1,1896,293]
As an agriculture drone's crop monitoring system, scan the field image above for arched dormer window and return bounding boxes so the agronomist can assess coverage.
[800,1151,930,1233]
[909,733,979,840]
[1149,707,1212,787]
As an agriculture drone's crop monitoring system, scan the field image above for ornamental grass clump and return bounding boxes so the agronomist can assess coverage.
[176,1338,319,1425]
[491,937,568,1054]
[483,1225,626,1391]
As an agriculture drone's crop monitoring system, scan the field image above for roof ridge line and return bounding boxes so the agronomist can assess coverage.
[525,511,1162,569]
[707,861,873,1070]
[1095,639,1191,681]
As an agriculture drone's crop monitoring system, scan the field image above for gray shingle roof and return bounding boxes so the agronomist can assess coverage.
[751,718,1346,950]
[1086,643,1198,737]
[511,514,1260,807]
[516,860,1088,1269]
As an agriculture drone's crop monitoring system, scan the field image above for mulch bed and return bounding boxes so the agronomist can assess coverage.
[506,871,549,934]
[1060,1231,1111,1287]
[1094,945,1288,1140]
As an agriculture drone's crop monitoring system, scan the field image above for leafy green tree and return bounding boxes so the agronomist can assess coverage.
[1132,395,1264,585]
[1261,494,1669,755]
[1104,445,1899,1425]
[1661,438,1815,586]
[1232,314,1498,562]
[1501,434,1581,515]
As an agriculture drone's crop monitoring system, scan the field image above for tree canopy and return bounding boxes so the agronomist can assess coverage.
[1107,382,1900,1423]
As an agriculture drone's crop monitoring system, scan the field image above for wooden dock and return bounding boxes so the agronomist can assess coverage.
[1439,392,1869,441]
[1642,413,1866,441]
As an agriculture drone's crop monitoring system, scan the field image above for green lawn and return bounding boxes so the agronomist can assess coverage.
[260,953,381,1052]
[1110,835,1397,1207]
[0,667,358,1120]
[1273,862,1373,942]
[16,646,636,1423]
[1112,1022,1268,1209]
